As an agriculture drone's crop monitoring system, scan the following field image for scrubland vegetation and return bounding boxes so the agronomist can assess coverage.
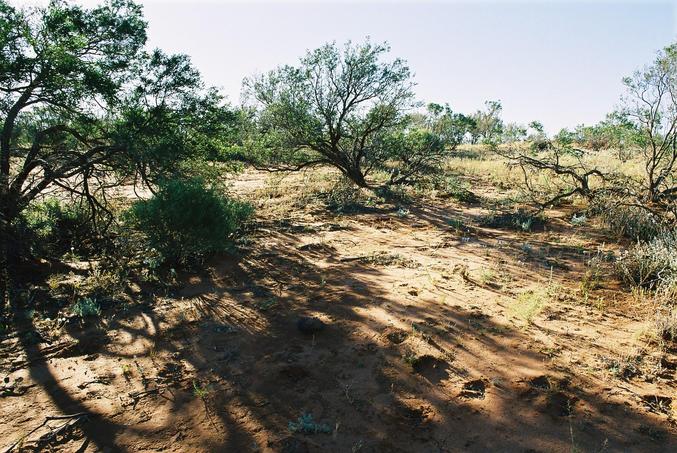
[0,1,676,452]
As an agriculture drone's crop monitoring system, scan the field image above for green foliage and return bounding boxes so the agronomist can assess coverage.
[128,179,252,264]
[288,413,332,434]
[621,43,677,201]
[377,127,449,184]
[324,176,365,213]
[15,198,93,258]
[422,174,480,203]
[502,122,527,143]
[1,0,241,271]
[71,297,101,319]
[243,39,415,187]
[425,103,476,149]
[471,100,503,145]
[510,290,547,323]
[510,282,559,324]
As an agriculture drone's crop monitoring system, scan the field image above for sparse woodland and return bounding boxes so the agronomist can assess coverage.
[0,1,676,452]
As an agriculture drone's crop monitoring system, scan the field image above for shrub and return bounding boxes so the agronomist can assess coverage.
[288,413,331,434]
[591,198,666,242]
[71,297,102,319]
[15,198,93,258]
[419,174,480,203]
[324,177,364,213]
[655,307,677,343]
[128,179,252,264]
[616,230,677,297]
[480,209,546,232]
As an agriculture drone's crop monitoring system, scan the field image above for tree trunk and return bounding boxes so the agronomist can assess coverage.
[0,190,10,313]
[345,165,368,188]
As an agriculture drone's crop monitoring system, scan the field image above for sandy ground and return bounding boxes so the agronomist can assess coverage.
[1,169,675,452]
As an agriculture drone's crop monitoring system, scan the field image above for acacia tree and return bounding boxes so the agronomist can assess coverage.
[0,0,235,305]
[243,40,416,187]
[471,100,503,144]
[622,43,677,205]
[424,103,476,149]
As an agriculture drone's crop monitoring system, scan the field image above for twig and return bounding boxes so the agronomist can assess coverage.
[3,413,88,453]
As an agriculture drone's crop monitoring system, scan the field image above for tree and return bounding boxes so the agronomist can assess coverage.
[502,122,527,143]
[376,126,446,185]
[425,103,476,149]
[243,40,416,187]
[0,0,235,306]
[622,42,677,204]
[496,142,610,211]
[471,100,504,144]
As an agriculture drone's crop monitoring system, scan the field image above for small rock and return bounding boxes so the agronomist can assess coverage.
[296,316,325,334]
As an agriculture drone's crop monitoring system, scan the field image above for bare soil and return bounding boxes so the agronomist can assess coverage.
[1,170,676,452]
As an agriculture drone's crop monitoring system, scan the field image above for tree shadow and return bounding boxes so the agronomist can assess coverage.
[4,208,676,452]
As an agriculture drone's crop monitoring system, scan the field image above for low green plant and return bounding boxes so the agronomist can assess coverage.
[570,213,587,226]
[599,353,642,379]
[15,198,93,258]
[419,174,480,203]
[357,251,418,268]
[510,290,547,323]
[71,297,101,318]
[446,217,467,232]
[510,279,560,323]
[288,413,332,434]
[479,268,496,285]
[192,380,211,399]
[127,178,252,265]
[324,176,369,213]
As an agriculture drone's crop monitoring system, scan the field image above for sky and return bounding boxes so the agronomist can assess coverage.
[16,0,677,133]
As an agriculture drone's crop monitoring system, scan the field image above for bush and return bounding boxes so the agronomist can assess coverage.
[128,179,252,264]
[417,174,480,203]
[71,297,102,319]
[15,198,93,258]
[480,208,546,232]
[616,230,677,297]
[324,177,364,213]
[655,307,677,343]
[592,200,666,242]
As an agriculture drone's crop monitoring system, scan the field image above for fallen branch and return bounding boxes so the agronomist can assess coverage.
[3,413,89,453]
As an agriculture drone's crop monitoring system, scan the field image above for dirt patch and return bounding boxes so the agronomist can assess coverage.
[460,379,488,399]
[3,169,677,452]
[411,355,449,384]
[543,391,577,417]
[383,327,408,344]
[279,364,310,382]
[642,395,673,415]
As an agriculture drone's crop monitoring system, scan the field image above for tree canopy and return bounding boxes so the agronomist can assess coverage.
[243,40,416,187]
[0,0,238,302]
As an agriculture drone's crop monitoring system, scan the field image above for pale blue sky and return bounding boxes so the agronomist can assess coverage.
[21,1,677,132]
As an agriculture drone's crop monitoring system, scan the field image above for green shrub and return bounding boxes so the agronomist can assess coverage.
[324,177,367,213]
[288,413,331,434]
[71,297,102,319]
[15,198,93,258]
[128,179,252,264]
